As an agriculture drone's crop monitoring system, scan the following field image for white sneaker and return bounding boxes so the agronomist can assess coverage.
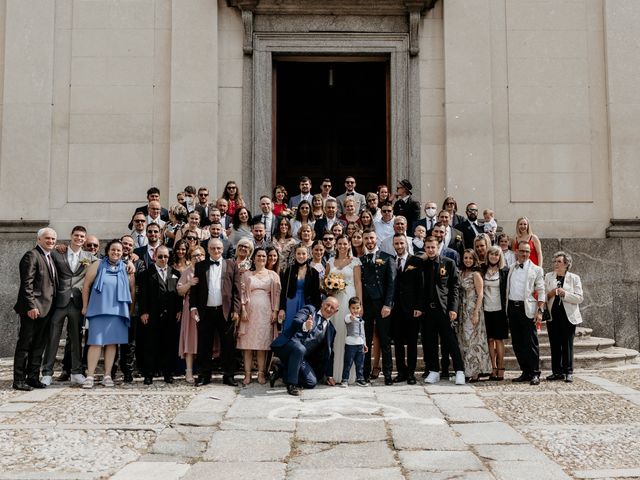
[40,375,52,386]
[70,374,86,385]
[424,371,440,384]
[101,376,115,387]
[340,381,348,388]
[455,371,466,385]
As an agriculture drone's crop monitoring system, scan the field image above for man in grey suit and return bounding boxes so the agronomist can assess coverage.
[13,228,58,391]
[336,175,366,215]
[41,226,98,386]
[288,176,313,209]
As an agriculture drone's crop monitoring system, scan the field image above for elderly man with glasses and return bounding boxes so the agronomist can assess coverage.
[506,241,545,385]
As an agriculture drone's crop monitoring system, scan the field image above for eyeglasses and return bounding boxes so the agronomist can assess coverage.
[85,243,98,248]
[134,219,145,223]
[192,253,204,258]
[445,202,455,206]
[322,184,331,188]
[345,181,355,184]
[382,209,393,213]
[227,186,237,190]
[199,193,208,197]
[185,236,197,241]
[156,255,169,259]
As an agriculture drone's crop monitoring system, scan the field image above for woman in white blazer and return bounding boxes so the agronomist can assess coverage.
[545,251,583,383]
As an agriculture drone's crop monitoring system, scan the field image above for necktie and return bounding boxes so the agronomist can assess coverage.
[69,251,78,271]
[138,234,144,247]
[46,254,56,282]
[159,267,166,282]
[149,247,155,259]
[397,257,403,272]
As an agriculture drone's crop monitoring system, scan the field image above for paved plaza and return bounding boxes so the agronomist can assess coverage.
[1,359,639,480]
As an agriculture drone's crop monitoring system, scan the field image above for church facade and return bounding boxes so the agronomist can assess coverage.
[0,0,639,354]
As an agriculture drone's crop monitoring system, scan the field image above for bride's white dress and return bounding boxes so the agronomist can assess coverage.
[327,256,361,383]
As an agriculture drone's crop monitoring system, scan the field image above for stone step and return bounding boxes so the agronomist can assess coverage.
[504,336,616,356]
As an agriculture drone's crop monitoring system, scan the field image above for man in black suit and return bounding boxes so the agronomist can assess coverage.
[194,186,212,227]
[435,210,465,259]
[359,229,396,385]
[128,187,169,229]
[421,236,466,386]
[393,179,421,228]
[458,202,483,248]
[413,201,439,233]
[133,222,164,269]
[251,195,279,241]
[41,226,98,386]
[270,297,339,396]
[313,198,345,238]
[391,234,424,385]
[138,246,182,385]
[13,228,58,391]
[189,239,241,386]
[432,222,461,266]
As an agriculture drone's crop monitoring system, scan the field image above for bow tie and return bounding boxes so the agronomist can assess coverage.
[517,263,524,269]
[211,260,220,266]
[346,192,354,196]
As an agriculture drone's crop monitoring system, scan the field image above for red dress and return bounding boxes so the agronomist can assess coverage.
[273,202,288,217]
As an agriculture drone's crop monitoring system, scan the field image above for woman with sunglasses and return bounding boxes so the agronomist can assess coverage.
[442,196,465,228]
[177,245,206,383]
[222,180,245,216]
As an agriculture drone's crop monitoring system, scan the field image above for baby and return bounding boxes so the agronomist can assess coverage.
[483,209,498,241]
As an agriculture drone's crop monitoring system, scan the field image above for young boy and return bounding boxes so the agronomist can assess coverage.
[341,297,368,387]
[483,208,498,242]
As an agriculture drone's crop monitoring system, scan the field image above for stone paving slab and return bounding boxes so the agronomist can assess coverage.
[474,443,554,463]
[407,472,497,480]
[389,423,467,451]
[452,422,529,445]
[182,461,286,480]
[295,417,388,442]
[218,416,297,431]
[573,467,640,478]
[203,430,292,462]
[489,460,572,480]
[440,406,503,423]
[398,450,486,472]
[110,461,190,480]
[10,389,61,403]
[287,467,405,480]
[290,441,396,469]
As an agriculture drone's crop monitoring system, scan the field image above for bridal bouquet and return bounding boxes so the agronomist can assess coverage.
[323,272,347,295]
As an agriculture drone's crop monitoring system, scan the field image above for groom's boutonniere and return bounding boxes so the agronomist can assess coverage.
[406,265,416,271]
[440,267,447,277]
[79,258,91,267]
[375,258,385,266]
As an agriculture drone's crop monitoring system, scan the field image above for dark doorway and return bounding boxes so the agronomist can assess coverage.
[274,59,389,198]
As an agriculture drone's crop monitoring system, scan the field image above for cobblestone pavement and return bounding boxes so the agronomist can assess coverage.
[1,358,640,480]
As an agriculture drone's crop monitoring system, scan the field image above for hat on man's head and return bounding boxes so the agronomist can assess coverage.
[398,179,413,194]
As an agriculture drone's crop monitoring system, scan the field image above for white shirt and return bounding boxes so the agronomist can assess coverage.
[395,253,408,272]
[206,260,223,307]
[380,235,414,257]
[344,314,365,345]
[374,218,395,243]
[443,226,452,247]
[132,231,148,248]
[508,259,530,301]
[147,215,166,229]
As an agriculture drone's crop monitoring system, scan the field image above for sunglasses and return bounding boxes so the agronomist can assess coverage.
[134,219,145,223]
[199,193,208,197]
[85,243,98,248]
[156,255,169,259]
[185,236,197,241]
[445,202,455,206]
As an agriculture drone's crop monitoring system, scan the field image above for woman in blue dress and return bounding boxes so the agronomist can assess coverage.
[81,239,134,388]
[278,244,321,330]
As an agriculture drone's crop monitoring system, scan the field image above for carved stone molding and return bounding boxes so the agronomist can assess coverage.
[606,219,640,238]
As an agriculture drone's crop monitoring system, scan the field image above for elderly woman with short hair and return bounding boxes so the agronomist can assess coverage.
[545,251,583,383]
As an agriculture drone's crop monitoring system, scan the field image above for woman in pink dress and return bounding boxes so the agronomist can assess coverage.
[237,248,282,385]
[177,245,206,383]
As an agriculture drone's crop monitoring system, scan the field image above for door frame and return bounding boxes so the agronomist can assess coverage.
[243,32,419,208]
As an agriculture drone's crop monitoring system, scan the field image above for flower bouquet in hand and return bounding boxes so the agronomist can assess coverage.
[323,272,347,295]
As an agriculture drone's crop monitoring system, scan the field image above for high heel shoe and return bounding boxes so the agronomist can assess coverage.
[257,372,267,385]
[185,369,194,384]
[243,372,252,385]
[496,368,505,381]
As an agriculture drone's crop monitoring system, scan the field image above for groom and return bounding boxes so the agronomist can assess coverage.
[270,297,339,396]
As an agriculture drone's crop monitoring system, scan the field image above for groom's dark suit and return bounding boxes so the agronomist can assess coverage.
[13,246,57,384]
[359,250,396,381]
[271,305,335,388]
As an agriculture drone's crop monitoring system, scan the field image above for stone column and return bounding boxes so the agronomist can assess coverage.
[0,0,55,221]
[442,0,494,208]
[169,1,218,196]
[604,0,640,226]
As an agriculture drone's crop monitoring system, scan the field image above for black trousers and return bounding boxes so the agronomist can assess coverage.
[392,309,419,376]
[421,305,464,373]
[507,302,540,377]
[13,313,51,382]
[547,311,576,375]
[119,316,138,377]
[363,298,393,380]
[42,304,83,375]
[197,306,236,378]
[143,312,177,378]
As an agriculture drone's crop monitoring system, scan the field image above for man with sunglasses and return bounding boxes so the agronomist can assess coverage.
[195,187,212,227]
[336,175,366,215]
[506,241,545,386]
[83,236,101,257]
[133,223,165,269]
[374,202,395,243]
[130,212,148,248]
[458,202,483,248]
[318,178,335,203]
[138,246,182,385]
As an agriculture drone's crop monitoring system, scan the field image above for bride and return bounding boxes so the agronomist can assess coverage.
[326,235,363,385]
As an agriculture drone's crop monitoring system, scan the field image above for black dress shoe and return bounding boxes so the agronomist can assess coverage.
[287,384,300,396]
[123,374,134,383]
[512,374,531,383]
[143,377,153,385]
[407,375,417,385]
[223,376,238,387]
[164,376,174,384]
[565,374,574,383]
[56,372,70,382]
[530,375,540,386]
[393,375,407,383]
[546,373,564,381]
[384,376,393,386]
[196,376,211,386]
[269,369,280,388]
[26,378,46,389]
[12,381,33,391]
